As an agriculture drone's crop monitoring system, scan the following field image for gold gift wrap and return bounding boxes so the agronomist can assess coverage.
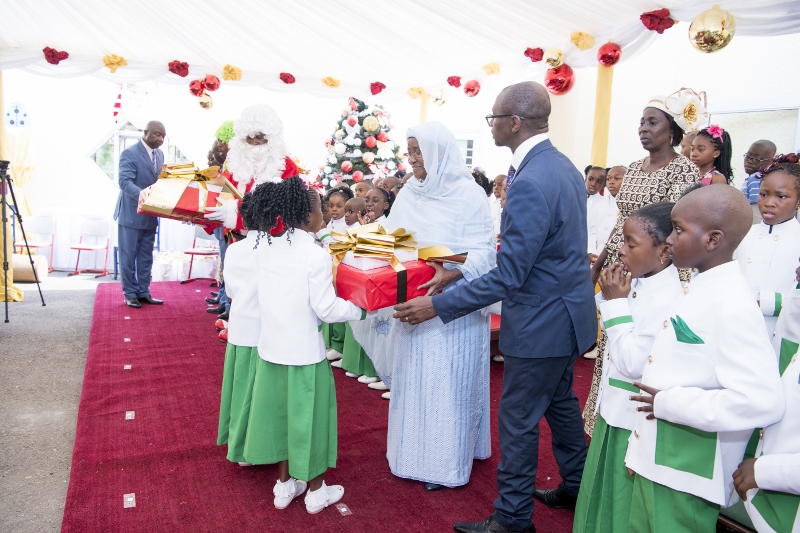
[329,222,418,263]
[140,178,206,217]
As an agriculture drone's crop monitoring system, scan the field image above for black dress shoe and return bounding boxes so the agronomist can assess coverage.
[140,296,163,305]
[424,483,446,492]
[124,297,141,308]
[453,515,535,533]
[207,305,225,314]
[217,310,230,320]
[532,485,578,509]
[210,291,219,297]
[205,296,220,305]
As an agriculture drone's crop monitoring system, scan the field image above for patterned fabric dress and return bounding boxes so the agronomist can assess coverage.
[582,155,699,435]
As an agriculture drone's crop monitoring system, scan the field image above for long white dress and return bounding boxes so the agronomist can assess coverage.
[354,121,496,487]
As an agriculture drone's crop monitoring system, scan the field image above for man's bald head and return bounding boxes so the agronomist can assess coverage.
[679,184,752,247]
[497,82,550,131]
[143,121,166,150]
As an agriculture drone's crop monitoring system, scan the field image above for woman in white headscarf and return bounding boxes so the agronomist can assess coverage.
[355,121,496,490]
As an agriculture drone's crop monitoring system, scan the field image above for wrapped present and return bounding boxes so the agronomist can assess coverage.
[137,163,241,227]
[336,260,435,311]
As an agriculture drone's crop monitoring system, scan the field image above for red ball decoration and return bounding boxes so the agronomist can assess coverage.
[189,80,206,97]
[203,74,221,91]
[365,136,377,148]
[352,170,364,182]
[597,42,621,66]
[397,163,407,172]
[346,115,358,127]
[280,72,296,84]
[376,132,388,142]
[447,76,462,88]
[544,65,575,95]
[464,80,481,97]
[341,160,353,173]
[370,81,386,95]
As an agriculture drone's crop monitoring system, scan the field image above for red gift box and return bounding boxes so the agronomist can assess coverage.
[335,260,435,311]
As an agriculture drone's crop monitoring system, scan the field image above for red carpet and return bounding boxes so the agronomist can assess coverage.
[62,281,595,532]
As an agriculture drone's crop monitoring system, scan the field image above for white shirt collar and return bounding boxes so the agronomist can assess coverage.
[510,133,549,172]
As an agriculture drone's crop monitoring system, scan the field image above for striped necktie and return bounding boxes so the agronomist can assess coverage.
[505,165,516,191]
[152,150,158,175]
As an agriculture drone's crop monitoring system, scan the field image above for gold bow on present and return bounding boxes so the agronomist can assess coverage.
[329,222,417,264]
[157,163,243,199]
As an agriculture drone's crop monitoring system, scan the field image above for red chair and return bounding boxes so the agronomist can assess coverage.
[15,215,55,272]
[181,226,219,284]
[68,219,110,277]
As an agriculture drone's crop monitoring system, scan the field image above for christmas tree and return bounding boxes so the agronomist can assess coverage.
[318,97,405,189]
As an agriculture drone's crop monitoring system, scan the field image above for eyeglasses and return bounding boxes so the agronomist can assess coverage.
[485,114,528,126]
[406,150,422,159]
[743,152,771,163]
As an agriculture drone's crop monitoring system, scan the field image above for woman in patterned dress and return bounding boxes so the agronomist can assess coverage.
[583,91,704,435]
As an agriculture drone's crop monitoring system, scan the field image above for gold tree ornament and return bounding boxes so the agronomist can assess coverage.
[544,48,565,68]
[198,93,213,109]
[689,5,736,53]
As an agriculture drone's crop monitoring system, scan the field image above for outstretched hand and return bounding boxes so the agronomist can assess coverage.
[600,263,632,300]
[418,261,463,296]
[733,458,759,501]
[630,382,662,420]
[393,296,438,325]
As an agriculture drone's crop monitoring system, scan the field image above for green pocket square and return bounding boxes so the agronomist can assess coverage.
[670,315,705,345]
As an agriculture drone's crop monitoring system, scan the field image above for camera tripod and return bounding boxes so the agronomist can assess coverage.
[1,159,45,323]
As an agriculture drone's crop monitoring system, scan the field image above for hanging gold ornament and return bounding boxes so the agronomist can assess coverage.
[544,48,565,68]
[198,92,213,109]
[431,89,447,106]
[689,4,736,53]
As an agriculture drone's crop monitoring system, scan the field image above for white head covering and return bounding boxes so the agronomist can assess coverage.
[645,88,708,133]
[385,121,495,281]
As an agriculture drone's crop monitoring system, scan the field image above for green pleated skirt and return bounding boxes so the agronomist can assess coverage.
[242,358,337,481]
[322,322,346,353]
[573,415,633,533]
[341,323,377,377]
[217,343,259,463]
[628,472,719,533]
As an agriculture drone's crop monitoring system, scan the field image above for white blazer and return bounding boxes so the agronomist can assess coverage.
[745,284,800,533]
[734,219,800,338]
[223,231,260,347]
[625,261,785,506]
[595,265,683,430]
[257,229,365,366]
[587,190,617,255]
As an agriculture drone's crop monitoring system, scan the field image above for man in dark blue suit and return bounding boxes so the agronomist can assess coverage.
[114,121,166,308]
[394,82,596,533]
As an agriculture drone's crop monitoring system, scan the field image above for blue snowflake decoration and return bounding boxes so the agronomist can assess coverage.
[374,316,392,336]
[6,102,29,128]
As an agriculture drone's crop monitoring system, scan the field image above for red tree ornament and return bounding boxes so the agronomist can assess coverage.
[365,136,377,148]
[352,170,364,182]
[447,76,462,88]
[597,42,621,66]
[168,60,189,77]
[397,163,407,172]
[189,80,206,97]
[43,46,69,65]
[203,74,221,91]
[464,80,481,97]
[376,132,388,142]
[341,160,353,173]
[544,65,575,95]
[280,72,296,84]
[346,115,358,127]
[641,9,675,34]
[370,82,386,95]
[524,47,544,62]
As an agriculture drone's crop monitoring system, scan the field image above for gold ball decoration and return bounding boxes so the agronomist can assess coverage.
[198,93,213,109]
[544,47,564,68]
[362,116,380,132]
[689,4,736,53]
[362,152,375,164]
[334,129,345,140]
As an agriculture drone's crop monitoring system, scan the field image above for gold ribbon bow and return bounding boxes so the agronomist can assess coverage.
[322,76,341,88]
[223,64,242,81]
[482,63,501,76]
[570,31,595,51]
[407,87,427,99]
[103,54,128,73]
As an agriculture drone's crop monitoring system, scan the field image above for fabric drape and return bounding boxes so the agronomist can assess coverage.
[0,70,24,302]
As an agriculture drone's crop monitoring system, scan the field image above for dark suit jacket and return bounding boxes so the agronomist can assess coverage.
[114,141,163,230]
[433,139,596,358]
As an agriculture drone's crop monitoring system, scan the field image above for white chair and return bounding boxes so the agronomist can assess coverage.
[181,226,219,284]
[68,219,110,278]
[14,215,55,272]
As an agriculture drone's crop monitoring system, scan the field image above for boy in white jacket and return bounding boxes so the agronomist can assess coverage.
[626,185,785,532]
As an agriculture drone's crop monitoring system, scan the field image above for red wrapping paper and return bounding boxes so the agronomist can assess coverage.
[335,260,435,311]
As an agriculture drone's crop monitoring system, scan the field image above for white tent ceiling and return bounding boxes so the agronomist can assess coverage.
[2,0,799,101]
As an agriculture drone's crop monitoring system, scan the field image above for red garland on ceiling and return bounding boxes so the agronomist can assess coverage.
[370,81,386,95]
[640,8,675,34]
[42,46,69,65]
[447,76,462,88]
[524,47,544,62]
[168,60,189,77]
[280,72,296,84]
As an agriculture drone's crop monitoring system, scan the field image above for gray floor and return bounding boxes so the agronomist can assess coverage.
[0,273,106,532]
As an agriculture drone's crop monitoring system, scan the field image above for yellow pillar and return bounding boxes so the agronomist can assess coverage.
[419,93,430,123]
[0,71,24,302]
[590,65,614,167]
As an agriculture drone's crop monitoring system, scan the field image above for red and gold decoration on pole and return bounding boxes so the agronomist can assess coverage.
[42,46,69,65]
[544,64,574,95]
[688,5,736,53]
[591,40,621,167]
[188,74,221,110]
[597,41,621,66]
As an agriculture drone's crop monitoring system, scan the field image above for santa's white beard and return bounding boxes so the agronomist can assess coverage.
[225,137,286,191]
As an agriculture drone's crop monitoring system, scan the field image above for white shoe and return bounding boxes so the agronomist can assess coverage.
[381,391,391,400]
[583,348,598,359]
[357,375,379,384]
[238,462,252,466]
[368,381,389,391]
[330,360,343,368]
[326,349,342,361]
[492,355,504,362]
[273,478,307,510]
[345,372,359,378]
[305,482,344,514]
